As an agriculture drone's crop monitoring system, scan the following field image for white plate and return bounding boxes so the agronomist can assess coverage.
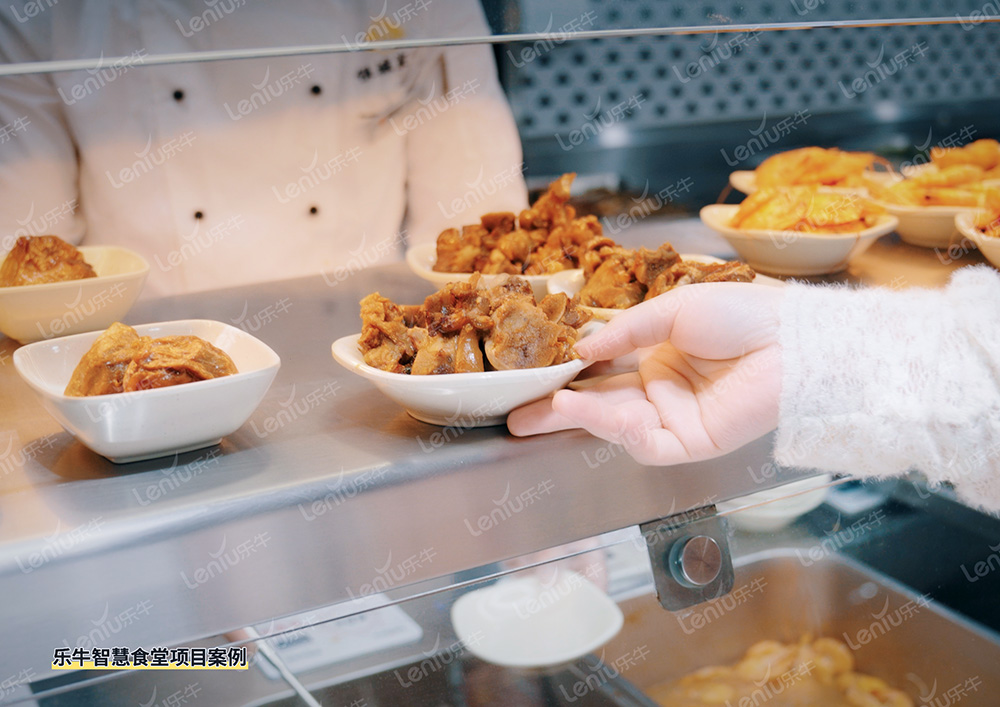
[547,254,785,320]
[956,211,1000,269]
[873,201,971,249]
[0,245,149,344]
[405,242,579,302]
[13,320,280,463]
[699,205,899,276]
[331,322,600,427]
[450,570,623,669]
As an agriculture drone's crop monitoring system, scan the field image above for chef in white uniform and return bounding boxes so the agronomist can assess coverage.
[0,1,527,296]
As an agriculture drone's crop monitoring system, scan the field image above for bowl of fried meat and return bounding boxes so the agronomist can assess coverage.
[547,240,781,320]
[333,275,599,426]
[0,235,149,344]
[13,320,280,462]
[407,173,596,301]
[701,187,899,276]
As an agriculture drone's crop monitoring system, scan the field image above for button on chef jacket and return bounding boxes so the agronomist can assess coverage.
[0,1,528,296]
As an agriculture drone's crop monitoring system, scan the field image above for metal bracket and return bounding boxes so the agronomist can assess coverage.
[639,505,734,611]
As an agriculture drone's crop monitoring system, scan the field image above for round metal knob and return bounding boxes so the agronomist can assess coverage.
[671,535,722,588]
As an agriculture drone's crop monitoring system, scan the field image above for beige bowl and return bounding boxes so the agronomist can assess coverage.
[873,201,971,249]
[699,205,898,276]
[0,245,149,344]
[955,211,1000,268]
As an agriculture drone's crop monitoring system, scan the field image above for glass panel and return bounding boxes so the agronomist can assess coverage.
[16,487,1000,705]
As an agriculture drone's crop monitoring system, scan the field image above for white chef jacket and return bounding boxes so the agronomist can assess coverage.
[0,1,527,296]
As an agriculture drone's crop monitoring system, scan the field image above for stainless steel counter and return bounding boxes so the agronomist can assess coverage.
[0,261,811,683]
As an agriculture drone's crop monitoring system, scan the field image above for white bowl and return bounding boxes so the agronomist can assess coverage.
[699,205,899,276]
[13,320,280,463]
[450,570,624,669]
[718,475,833,532]
[331,323,600,427]
[875,201,972,249]
[956,211,1000,268]
[0,245,149,344]
[405,242,578,302]
[547,254,786,320]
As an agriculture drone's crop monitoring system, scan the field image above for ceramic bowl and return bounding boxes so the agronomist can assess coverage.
[331,323,600,427]
[699,205,899,276]
[0,245,149,344]
[13,319,280,463]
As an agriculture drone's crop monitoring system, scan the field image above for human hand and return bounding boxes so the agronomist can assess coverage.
[507,283,783,466]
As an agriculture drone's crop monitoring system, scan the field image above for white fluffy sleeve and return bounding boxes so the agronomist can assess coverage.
[775,265,1000,510]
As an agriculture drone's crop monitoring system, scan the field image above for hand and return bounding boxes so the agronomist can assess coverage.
[508,283,784,466]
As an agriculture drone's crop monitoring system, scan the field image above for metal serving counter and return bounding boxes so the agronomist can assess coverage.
[0,257,816,683]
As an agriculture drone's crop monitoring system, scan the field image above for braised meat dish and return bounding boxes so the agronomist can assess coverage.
[358,275,592,374]
[433,173,602,275]
[578,240,755,310]
[0,235,97,287]
[65,322,238,396]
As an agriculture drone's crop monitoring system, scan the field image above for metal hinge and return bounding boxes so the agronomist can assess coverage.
[639,505,734,611]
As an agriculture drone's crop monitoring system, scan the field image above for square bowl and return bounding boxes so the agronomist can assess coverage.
[331,322,600,427]
[546,253,786,321]
[13,320,280,463]
[405,242,578,302]
[0,245,149,344]
[955,211,1000,268]
[699,204,899,276]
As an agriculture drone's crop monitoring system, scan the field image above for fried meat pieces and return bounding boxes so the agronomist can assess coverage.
[433,173,602,275]
[358,276,591,375]
[578,241,755,309]
[1,235,97,287]
[65,322,238,396]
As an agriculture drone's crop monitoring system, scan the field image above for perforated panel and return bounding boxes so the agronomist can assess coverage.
[500,5,1000,138]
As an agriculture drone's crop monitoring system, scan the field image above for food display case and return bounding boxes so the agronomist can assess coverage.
[2,2,1000,705]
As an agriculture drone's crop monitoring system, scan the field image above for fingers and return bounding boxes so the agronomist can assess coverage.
[507,394,577,436]
[552,394,692,466]
[574,282,783,362]
[507,373,647,437]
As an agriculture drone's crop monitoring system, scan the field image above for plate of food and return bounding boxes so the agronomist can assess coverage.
[406,173,598,301]
[700,187,899,276]
[332,275,598,426]
[729,146,892,196]
[0,235,149,344]
[13,320,280,462]
[865,138,1000,248]
[955,188,1000,268]
[547,244,781,321]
